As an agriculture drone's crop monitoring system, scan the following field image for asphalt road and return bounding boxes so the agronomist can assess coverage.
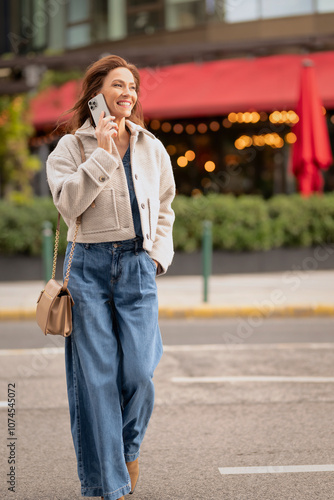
[1,318,334,499]
[0,317,334,350]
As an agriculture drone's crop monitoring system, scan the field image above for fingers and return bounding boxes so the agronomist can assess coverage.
[97,111,116,126]
[103,122,118,137]
[95,112,119,152]
[96,113,118,137]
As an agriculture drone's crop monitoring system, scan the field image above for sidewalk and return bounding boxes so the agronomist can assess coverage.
[0,270,333,319]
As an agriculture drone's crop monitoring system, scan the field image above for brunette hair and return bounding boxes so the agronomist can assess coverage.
[62,55,145,133]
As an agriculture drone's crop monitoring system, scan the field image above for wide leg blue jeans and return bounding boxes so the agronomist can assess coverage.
[63,237,163,499]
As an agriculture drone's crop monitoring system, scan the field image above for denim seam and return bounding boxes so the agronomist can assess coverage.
[110,252,123,283]
[124,451,140,459]
[71,336,86,483]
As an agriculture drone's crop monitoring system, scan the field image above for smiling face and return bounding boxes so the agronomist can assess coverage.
[100,67,137,119]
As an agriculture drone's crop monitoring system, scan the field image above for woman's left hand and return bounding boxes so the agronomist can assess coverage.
[152,259,159,273]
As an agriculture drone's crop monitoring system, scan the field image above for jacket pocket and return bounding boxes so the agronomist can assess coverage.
[81,189,120,234]
[148,198,160,242]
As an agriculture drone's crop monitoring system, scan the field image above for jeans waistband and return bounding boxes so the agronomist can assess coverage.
[83,236,144,253]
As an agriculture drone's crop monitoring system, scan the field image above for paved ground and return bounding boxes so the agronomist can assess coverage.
[1,270,334,319]
[1,317,334,350]
[1,318,334,499]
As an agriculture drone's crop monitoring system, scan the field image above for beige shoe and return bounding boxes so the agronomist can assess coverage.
[126,458,139,494]
[101,497,124,500]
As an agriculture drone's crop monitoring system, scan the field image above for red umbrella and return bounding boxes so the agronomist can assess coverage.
[292,59,333,196]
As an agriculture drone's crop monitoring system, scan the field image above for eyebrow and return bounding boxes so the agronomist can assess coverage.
[111,78,136,85]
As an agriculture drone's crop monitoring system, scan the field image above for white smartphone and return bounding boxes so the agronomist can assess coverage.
[88,93,110,127]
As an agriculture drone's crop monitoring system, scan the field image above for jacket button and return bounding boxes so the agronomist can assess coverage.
[141,203,145,209]
[135,174,138,180]
[146,234,150,239]
[99,176,106,182]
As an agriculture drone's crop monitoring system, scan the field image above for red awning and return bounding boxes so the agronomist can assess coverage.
[30,80,82,130]
[30,51,334,128]
[139,51,334,119]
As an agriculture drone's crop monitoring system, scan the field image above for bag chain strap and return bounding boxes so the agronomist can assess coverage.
[51,136,86,290]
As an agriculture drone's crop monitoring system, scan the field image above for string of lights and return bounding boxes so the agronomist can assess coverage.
[147,109,310,171]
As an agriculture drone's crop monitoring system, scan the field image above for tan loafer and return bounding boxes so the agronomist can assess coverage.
[101,497,124,500]
[126,458,139,494]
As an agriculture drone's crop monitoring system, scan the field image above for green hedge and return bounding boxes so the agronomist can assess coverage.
[0,198,68,256]
[1,194,334,256]
[173,193,334,252]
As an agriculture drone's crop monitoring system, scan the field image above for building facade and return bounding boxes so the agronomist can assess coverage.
[1,0,334,196]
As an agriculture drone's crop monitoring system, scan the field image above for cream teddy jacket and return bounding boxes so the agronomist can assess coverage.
[46,119,176,275]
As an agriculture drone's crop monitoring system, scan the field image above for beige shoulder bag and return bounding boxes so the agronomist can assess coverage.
[36,136,85,336]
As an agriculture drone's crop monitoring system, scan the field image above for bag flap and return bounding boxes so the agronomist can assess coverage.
[44,279,63,300]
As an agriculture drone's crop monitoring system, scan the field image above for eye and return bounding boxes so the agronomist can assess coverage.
[113,83,122,87]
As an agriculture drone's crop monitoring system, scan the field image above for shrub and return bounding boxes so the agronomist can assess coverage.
[0,197,68,256]
[1,193,334,256]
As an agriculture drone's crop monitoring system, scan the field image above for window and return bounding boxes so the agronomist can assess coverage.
[317,0,334,13]
[16,0,48,53]
[224,0,259,24]
[261,0,313,19]
[127,1,164,36]
[165,0,207,31]
[224,0,316,23]
[68,0,90,23]
[91,0,109,42]
[66,0,91,49]
[0,1,11,54]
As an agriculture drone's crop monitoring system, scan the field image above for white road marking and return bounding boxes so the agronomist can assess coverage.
[0,401,8,407]
[0,342,333,357]
[164,343,334,352]
[172,375,334,383]
[219,464,334,475]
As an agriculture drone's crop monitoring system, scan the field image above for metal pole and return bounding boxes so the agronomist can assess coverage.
[42,221,53,283]
[202,220,212,303]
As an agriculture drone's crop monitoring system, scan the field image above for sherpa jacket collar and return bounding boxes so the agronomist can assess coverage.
[75,118,156,140]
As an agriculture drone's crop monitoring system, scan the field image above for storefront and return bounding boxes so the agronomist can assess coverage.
[146,112,299,197]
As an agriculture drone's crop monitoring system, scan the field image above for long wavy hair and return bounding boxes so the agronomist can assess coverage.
[62,55,145,133]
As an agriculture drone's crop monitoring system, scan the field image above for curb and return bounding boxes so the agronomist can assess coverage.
[157,305,334,318]
[1,305,334,321]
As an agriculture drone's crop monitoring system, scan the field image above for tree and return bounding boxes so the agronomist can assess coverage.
[0,95,40,201]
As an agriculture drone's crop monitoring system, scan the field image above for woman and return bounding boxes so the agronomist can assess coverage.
[46,55,175,499]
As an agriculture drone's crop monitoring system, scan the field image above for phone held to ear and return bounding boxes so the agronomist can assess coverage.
[88,94,111,127]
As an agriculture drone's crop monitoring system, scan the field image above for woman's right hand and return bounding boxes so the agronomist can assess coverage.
[95,111,118,154]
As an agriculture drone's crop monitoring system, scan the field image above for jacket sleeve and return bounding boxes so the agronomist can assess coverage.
[46,134,119,219]
[149,143,176,276]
